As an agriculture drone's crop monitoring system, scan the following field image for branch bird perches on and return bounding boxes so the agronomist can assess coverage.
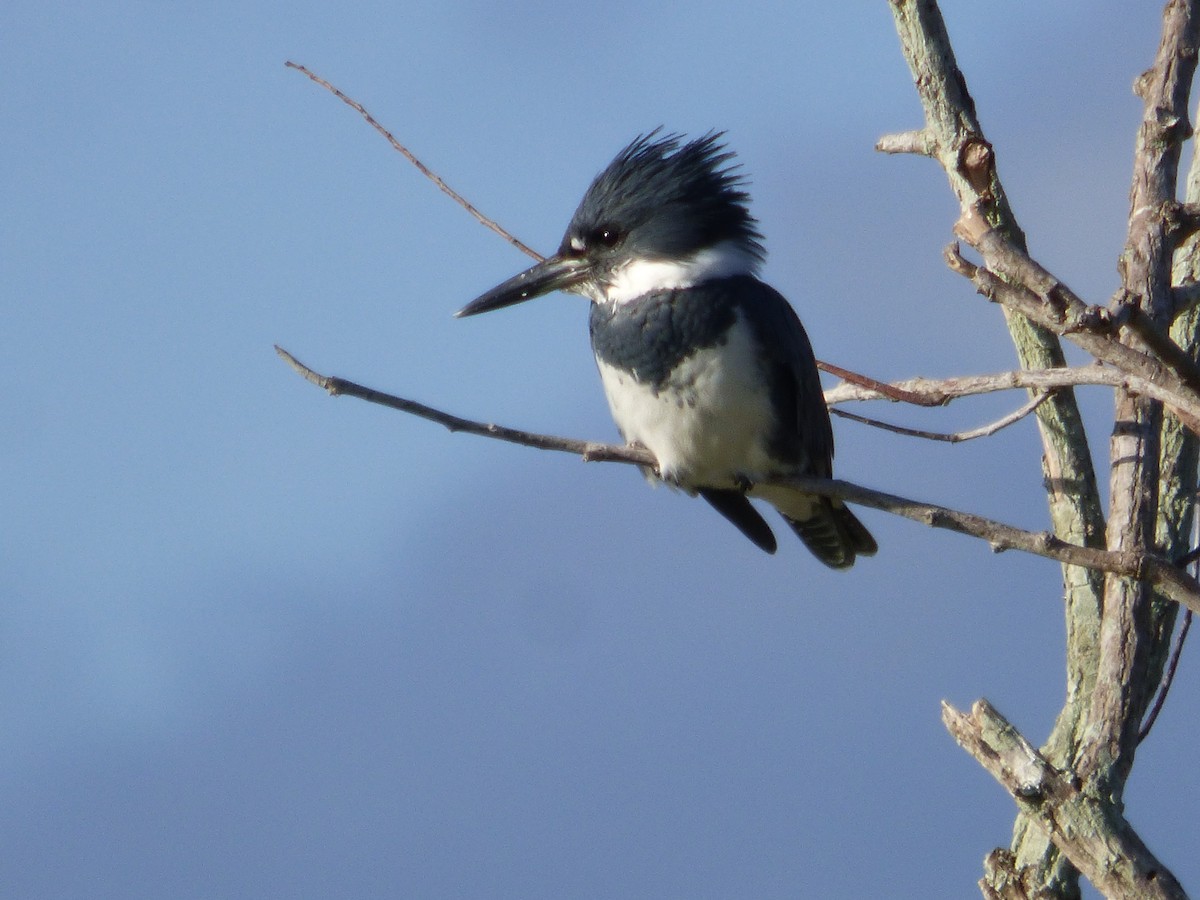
[275,345,1200,618]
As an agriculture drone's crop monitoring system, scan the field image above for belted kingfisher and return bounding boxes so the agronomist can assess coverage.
[456,131,876,568]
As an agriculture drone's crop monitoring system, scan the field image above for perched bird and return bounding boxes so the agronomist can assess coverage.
[457,131,876,568]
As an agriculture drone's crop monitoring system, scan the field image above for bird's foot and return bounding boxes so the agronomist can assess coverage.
[733,473,756,494]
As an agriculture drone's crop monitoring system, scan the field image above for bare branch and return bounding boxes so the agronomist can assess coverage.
[276,346,1200,615]
[1123,303,1200,396]
[875,128,936,156]
[942,700,1187,900]
[284,61,544,262]
[275,345,646,466]
[1078,0,1200,799]
[829,392,1050,443]
[1147,84,1200,753]
[824,362,1189,412]
[1169,199,1200,244]
[946,242,1200,434]
[820,479,1200,617]
[1173,280,1200,314]
[949,211,1200,407]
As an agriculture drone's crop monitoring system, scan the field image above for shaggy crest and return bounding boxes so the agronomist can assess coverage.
[562,130,765,264]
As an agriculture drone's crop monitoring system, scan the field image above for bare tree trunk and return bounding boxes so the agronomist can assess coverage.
[886,1,1200,897]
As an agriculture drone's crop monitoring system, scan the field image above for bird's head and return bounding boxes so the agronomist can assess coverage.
[456,131,764,317]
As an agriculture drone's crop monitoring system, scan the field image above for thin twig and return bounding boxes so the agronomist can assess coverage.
[1138,538,1200,745]
[829,391,1050,443]
[824,362,1173,410]
[275,345,643,466]
[1137,608,1192,745]
[284,61,544,262]
[816,359,941,406]
[275,345,1200,615]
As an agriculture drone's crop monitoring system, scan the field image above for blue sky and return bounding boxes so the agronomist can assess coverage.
[3,2,1197,897]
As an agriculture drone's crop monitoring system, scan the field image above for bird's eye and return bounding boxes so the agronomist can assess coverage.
[596,227,621,247]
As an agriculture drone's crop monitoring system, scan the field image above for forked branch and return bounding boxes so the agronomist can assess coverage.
[824,362,1179,408]
[943,700,1187,900]
[829,392,1051,443]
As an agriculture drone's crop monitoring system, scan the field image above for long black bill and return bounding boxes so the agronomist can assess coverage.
[455,254,589,318]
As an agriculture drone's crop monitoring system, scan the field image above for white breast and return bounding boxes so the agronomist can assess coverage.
[595,312,777,489]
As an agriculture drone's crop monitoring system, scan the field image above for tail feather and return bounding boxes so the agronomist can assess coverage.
[782,499,876,570]
[700,488,778,554]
